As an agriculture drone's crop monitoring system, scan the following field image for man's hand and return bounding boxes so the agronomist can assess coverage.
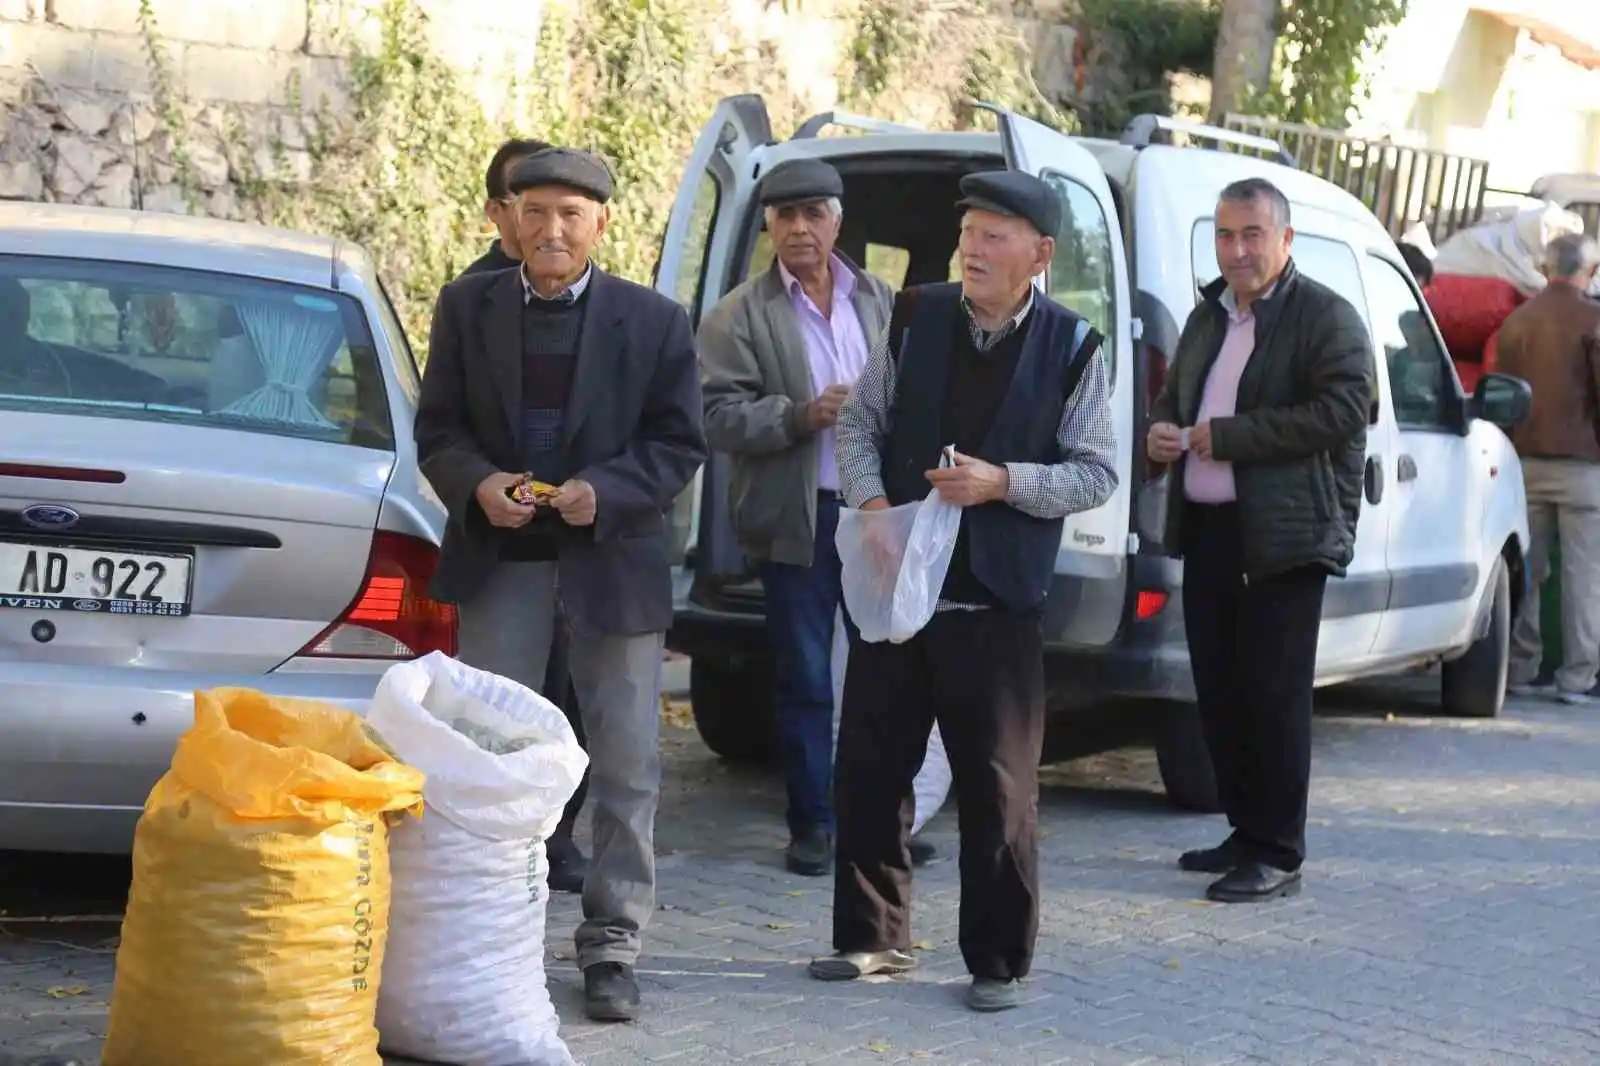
[474,471,536,529]
[1147,421,1184,464]
[1189,422,1214,460]
[804,384,852,432]
[925,450,1008,507]
[551,478,598,526]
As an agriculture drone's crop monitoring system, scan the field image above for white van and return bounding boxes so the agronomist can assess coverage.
[655,96,1534,810]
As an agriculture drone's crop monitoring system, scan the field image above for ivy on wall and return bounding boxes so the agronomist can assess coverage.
[133,0,1060,361]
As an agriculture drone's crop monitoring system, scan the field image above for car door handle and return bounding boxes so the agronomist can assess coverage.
[1364,455,1384,505]
[1397,454,1418,482]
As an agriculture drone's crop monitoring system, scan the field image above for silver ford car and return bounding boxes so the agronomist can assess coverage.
[0,202,451,853]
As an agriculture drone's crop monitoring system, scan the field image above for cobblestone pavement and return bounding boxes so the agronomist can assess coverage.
[3,676,1598,1065]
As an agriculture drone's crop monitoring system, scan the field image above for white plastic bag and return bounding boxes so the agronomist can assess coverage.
[367,651,589,1066]
[836,483,962,645]
[1432,201,1586,296]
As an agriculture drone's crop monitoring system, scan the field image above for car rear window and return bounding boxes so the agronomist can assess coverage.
[0,254,393,448]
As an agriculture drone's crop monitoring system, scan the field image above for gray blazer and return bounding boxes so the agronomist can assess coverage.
[698,257,893,566]
[415,267,707,635]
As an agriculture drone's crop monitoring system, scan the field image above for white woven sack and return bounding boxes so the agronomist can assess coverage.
[369,651,589,1066]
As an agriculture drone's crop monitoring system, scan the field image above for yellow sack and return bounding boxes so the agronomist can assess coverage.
[103,687,425,1066]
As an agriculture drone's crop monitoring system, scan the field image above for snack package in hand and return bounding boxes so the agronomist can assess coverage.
[506,475,560,506]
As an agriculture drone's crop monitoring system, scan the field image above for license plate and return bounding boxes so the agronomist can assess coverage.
[0,541,194,617]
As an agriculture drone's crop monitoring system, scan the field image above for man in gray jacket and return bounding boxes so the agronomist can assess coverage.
[699,159,919,876]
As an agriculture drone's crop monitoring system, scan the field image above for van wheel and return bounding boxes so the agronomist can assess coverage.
[689,658,776,763]
[1440,558,1510,719]
[1155,702,1222,813]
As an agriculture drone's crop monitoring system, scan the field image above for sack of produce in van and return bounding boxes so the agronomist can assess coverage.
[102,688,426,1066]
[368,651,588,1066]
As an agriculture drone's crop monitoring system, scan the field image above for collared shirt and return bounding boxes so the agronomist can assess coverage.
[777,254,870,491]
[834,286,1118,609]
[521,261,594,305]
[1183,282,1276,504]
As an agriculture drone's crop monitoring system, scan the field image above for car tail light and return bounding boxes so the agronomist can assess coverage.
[1135,590,1169,620]
[300,532,458,660]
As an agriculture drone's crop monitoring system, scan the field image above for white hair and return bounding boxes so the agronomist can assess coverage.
[764,197,843,227]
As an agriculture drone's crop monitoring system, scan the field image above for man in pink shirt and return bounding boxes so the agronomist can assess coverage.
[701,160,947,877]
[1147,178,1373,904]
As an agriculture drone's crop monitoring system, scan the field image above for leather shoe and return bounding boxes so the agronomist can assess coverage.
[1206,861,1302,903]
[786,828,832,876]
[908,836,937,866]
[583,961,641,1021]
[966,977,1021,1012]
[1178,838,1241,873]
[548,834,588,895]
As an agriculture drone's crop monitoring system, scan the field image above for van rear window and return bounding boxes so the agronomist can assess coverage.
[0,255,393,448]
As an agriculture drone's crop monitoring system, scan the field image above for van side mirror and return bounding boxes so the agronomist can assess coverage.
[1470,372,1532,428]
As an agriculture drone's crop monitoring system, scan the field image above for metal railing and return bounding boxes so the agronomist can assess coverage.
[1223,114,1491,244]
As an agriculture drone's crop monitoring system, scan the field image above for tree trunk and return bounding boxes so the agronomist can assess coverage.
[1209,0,1280,124]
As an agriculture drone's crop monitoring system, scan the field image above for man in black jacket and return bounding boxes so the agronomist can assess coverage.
[417,148,706,1020]
[462,137,550,277]
[457,136,591,895]
[1148,177,1373,904]
[811,172,1116,1013]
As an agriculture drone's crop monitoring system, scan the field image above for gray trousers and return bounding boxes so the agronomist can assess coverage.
[1511,459,1600,694]
[458,562,664,968]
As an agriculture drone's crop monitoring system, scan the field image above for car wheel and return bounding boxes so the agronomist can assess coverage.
[689,657,777,763]
[1155,701,1222,813]
[1440,557,1510,719]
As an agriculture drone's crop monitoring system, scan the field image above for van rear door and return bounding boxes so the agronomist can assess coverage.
[997,112,1134,645]
[655,94,772,582]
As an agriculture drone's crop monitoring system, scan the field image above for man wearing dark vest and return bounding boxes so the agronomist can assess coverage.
[457,135,592,896]
[416,147,707,1021]
[809,171,1117,1013]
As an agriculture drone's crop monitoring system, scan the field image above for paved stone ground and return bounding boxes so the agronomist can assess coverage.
[3,676,1598,1065]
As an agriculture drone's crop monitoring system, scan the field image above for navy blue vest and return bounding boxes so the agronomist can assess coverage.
[881,283,1095,612]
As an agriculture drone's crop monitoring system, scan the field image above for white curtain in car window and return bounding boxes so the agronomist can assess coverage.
[222,299,344,427]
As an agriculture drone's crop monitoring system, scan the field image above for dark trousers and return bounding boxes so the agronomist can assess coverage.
[760,493,849,838]
[1182,503,1326,872]
[832,607,1045,980]
[545,616,589,847]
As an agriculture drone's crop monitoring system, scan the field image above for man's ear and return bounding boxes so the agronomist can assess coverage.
[1035,235,1056,275]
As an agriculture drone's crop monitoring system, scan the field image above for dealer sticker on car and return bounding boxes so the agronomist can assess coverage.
[0,541,193,616]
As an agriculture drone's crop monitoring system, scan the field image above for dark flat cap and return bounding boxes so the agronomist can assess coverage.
[759,159,844,207]
[956,171,1061,238]
[507,147,613,203]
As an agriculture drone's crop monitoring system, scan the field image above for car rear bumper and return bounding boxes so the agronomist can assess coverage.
[0,659,387,854]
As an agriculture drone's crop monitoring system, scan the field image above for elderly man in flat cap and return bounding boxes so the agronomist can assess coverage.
[415,146,707,1022]
[699,158,947,876]
[809,170,1117,1012]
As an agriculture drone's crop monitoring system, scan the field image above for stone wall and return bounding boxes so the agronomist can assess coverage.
[0,0,1112,219]
[0,0,573,214]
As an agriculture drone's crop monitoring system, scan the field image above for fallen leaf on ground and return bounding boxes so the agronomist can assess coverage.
[866,1041,891,1053]
[1164,958,1181,969]
[659,697,695,730]
[765,921,795,930]
[45,985,88,998]
[910,940,933,950]
[783,890,809,897]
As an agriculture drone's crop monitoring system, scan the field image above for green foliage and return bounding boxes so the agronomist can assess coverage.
[135,0,195,201]
[137,0,1045,363]
[1070,0,1221,135]
[1254,0,1410,128]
